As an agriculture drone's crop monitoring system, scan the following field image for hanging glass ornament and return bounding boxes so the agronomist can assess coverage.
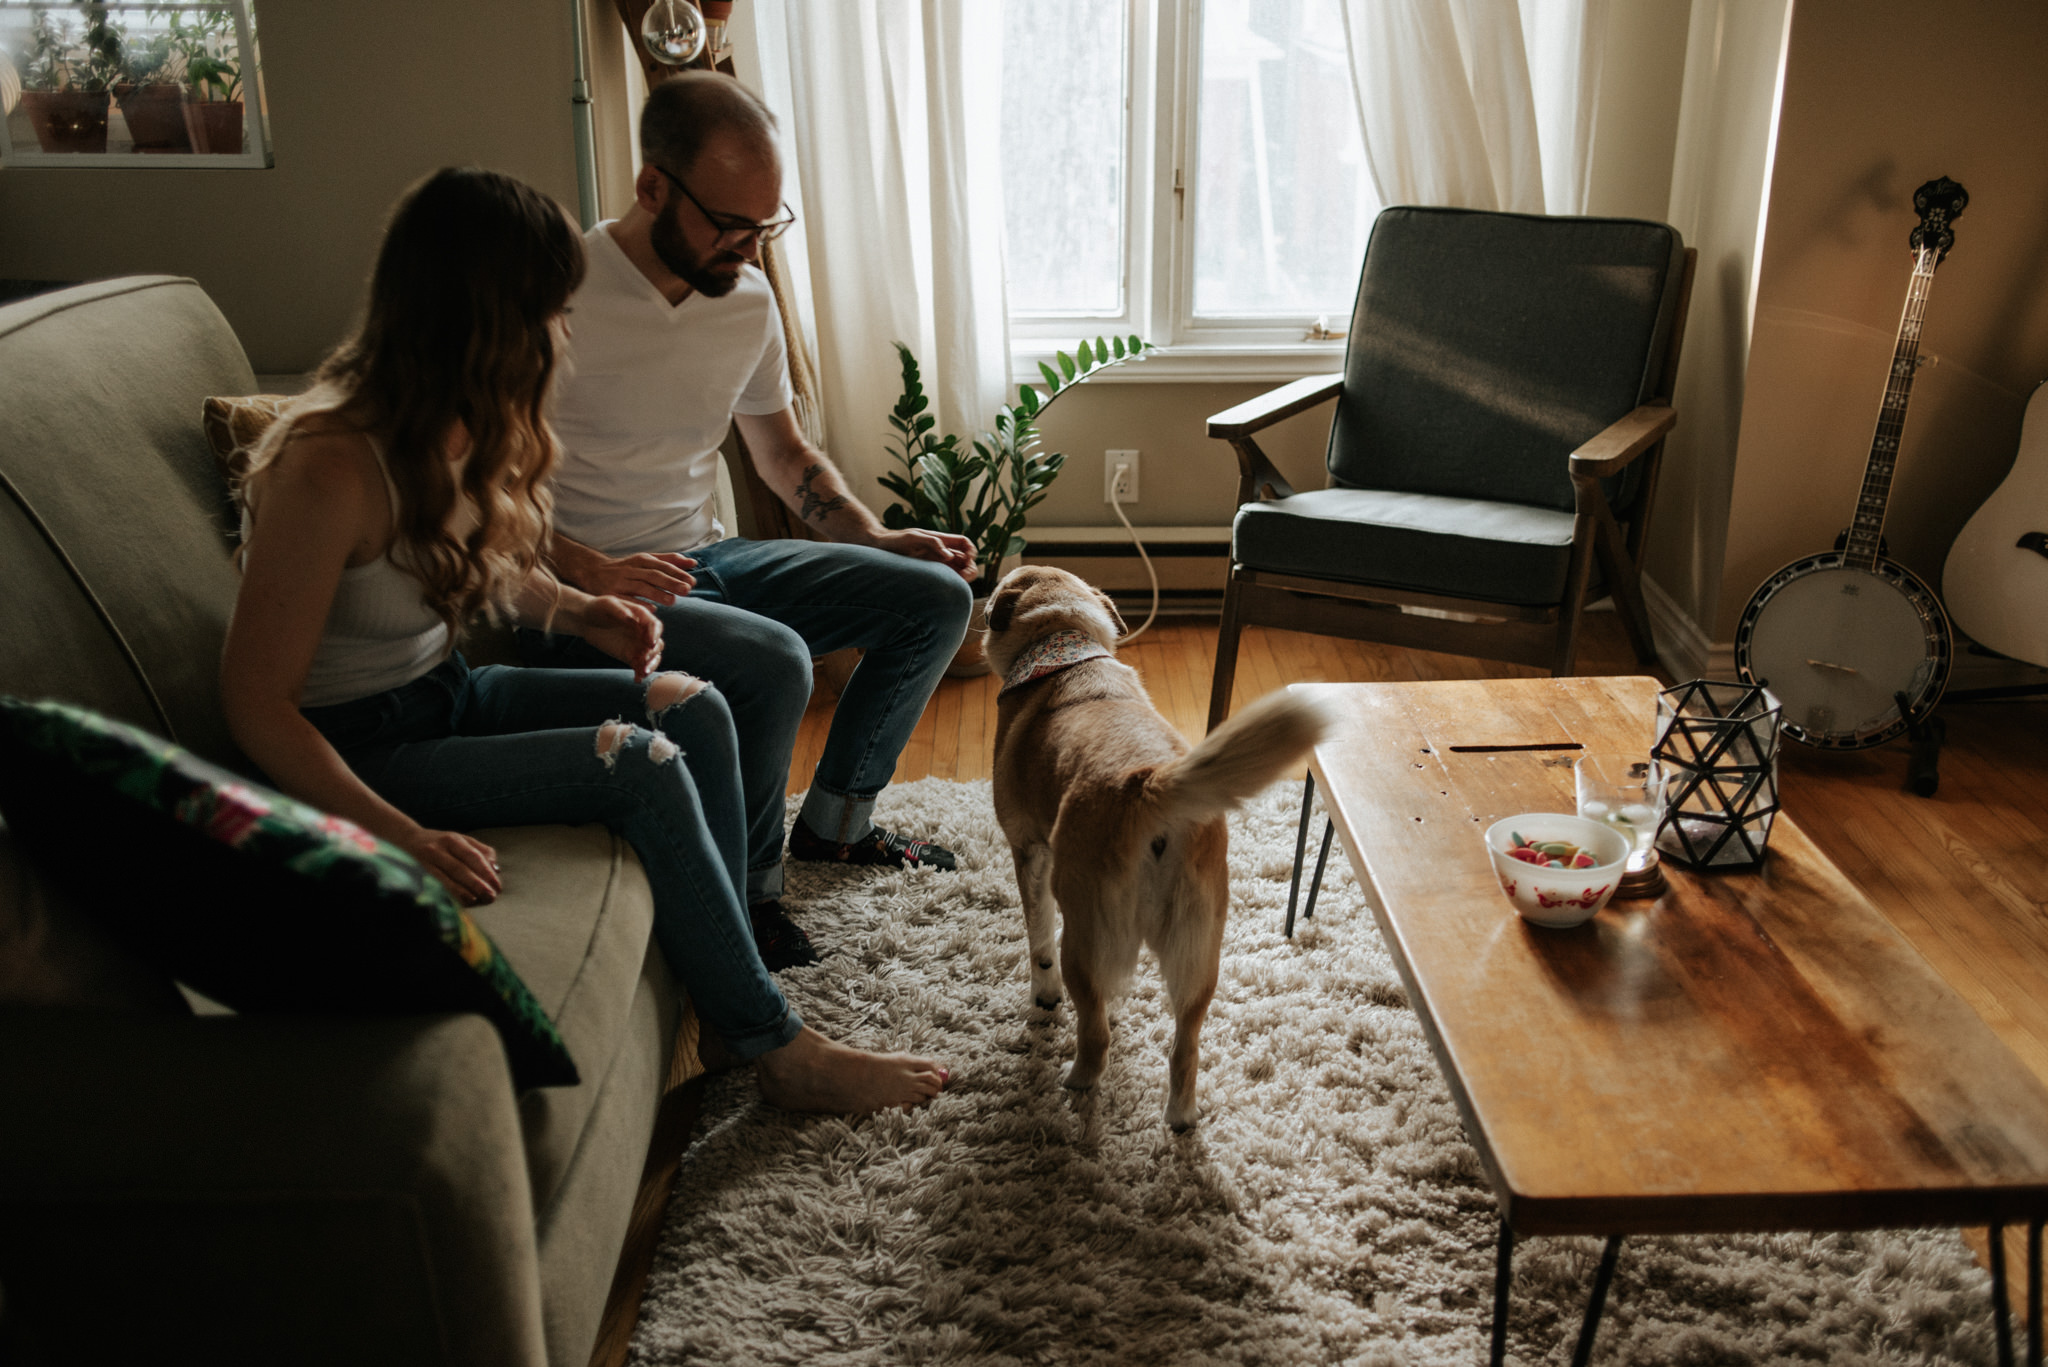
[641,0,707,67]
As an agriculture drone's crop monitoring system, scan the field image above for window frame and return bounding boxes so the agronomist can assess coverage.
[1007,0,1352,385]
[0,0,272,170]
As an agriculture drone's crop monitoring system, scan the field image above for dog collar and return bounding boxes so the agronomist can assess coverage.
[999,628,1112,694]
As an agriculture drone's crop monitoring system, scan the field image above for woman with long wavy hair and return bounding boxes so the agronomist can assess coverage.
[221,167,946,1113]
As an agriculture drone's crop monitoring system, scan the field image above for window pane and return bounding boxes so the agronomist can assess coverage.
[1,2,265,163]
[1193,0,1376,319]
[999,0,1126,317]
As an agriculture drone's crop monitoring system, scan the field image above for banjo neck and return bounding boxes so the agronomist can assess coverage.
[1846,247,1938,570]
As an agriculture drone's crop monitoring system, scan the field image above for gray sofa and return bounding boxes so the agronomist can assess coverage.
[0,276,685,1367]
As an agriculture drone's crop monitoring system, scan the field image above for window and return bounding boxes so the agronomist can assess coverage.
[999,0,1376,380]
[0,1,271,168]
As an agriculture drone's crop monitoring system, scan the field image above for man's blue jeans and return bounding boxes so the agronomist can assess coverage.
[301,655,802,1061]
[519,536,973,902]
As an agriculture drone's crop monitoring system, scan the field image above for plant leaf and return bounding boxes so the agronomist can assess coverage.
[1057,350,1076,382]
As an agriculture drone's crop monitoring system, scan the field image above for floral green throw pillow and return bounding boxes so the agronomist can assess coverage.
[0,697,577,1089]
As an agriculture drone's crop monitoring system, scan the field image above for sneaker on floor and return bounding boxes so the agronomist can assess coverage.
[748,899,819,971]
[787,817,958,871]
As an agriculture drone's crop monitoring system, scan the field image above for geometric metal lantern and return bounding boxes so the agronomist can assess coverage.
[1652,680,1782,870]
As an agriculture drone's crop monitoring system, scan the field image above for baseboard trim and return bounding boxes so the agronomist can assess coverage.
[1025,525,1231,614]
[1642,575,1735,683]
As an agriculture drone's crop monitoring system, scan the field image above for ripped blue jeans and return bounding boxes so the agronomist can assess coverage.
[300,654,801,1061]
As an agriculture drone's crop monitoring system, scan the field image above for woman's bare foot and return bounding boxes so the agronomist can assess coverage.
[696,1031,742,1076]
[754,1027,949,1114]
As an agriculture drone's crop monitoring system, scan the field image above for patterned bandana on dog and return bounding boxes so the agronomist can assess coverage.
[999,628,1113,694]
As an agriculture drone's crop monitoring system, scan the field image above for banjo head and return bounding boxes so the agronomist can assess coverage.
[1734,554,1951,749]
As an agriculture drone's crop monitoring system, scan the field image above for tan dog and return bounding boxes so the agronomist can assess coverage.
[983,565,1328,1129]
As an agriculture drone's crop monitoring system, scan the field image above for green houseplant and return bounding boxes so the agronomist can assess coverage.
[170,6,241,154]
[879,333,1152,675]
[113,17,189,154]
[17,3,122,154]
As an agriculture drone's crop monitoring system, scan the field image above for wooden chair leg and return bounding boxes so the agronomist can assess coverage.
[1208,572,1246,733]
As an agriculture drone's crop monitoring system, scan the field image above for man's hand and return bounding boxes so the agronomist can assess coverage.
[871,528,979,582]
[579,595,666,679]
[557,538,698,604]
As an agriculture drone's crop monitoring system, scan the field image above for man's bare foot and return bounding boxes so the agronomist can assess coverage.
[754,1027,949,1114]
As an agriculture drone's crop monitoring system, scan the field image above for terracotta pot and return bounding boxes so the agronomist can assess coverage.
[946,590,995,679]
[944,556,1021,679]
[183,98,243,155]
[21,90,110,154]
[117,82,190,153]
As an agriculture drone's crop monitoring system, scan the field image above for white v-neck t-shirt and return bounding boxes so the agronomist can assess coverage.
[549,222,792,556]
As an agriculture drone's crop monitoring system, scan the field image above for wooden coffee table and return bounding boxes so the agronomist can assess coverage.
[1282,675,2048,1366]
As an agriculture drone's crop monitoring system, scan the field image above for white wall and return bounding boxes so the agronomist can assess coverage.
[1718,0,2048,643]
[1641,0,1791,669]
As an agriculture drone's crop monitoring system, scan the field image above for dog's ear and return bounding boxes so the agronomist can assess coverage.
[1094,587,1128,640]
[987,580,1022,635]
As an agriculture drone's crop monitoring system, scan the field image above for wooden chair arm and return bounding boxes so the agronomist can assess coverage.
[1207,373,1344,439]
[1568,405,1677,480]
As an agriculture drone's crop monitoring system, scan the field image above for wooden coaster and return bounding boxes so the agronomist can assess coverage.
[1614,863,1667,900]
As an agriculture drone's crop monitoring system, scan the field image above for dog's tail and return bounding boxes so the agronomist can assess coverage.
[1147,691,1331,826]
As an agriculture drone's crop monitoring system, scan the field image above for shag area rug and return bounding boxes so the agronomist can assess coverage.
[629,778,1997,1366]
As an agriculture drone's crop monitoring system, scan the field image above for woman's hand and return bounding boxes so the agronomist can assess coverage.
[398,826,504,906]
[578,594,665,679]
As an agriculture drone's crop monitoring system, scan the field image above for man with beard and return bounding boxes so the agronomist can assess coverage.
[524,72,975,970]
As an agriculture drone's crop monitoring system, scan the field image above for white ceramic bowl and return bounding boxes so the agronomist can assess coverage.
[1483,813,1631,928]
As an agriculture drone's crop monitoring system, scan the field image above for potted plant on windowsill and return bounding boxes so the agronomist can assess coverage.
[113,22,189,154]
[18,3,121,155]
[879,334,1152,676]
[172,7,241,155]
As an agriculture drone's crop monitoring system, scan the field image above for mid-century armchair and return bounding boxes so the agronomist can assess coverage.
[1206,207,1695,731]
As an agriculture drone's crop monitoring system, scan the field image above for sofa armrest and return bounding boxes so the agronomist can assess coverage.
[0,1009,547,1367]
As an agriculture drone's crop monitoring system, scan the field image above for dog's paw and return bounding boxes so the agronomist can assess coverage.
[1033,991,1062,1011]
[1165,1092,1200,1130]
[1061,1062,1100,1092]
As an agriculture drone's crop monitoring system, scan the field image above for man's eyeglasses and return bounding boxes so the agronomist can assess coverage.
[656,166,796,246]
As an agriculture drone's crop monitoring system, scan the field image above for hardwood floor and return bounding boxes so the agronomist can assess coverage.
[795,611,2048,1301]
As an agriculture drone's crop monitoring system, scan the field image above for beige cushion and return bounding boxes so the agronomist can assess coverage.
[200,392,292,493]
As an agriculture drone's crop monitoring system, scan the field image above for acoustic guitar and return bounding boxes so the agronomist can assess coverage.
[1734,176,1965,749]
[1941,379,2048,669]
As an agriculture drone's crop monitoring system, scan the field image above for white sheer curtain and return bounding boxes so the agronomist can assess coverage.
[1339,0,1608,214]
[750,0,1009,496]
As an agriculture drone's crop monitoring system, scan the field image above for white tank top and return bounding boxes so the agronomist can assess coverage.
[244,435,452,708]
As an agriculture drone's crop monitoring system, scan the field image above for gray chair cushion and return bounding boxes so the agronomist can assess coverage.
[1234,488,1579,606]
[1328,207,1685,516]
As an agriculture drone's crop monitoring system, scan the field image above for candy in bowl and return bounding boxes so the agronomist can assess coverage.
[1483,813,1631,928]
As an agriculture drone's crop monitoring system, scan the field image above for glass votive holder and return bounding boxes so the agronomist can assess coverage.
[1575,752,1666,897]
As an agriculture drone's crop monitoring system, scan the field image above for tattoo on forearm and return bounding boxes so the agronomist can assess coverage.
[796,462,849,524]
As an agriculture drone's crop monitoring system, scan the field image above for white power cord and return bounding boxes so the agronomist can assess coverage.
[1108,461,1160,645]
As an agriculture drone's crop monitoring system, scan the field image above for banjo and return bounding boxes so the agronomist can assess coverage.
[1734,176,1964,749]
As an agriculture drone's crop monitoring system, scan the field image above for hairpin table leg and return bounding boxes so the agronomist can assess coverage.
[1302,818,1335,925]
[1570,1236,1624,1367]
[1993,1220,2014,1367]
[1285,770,1316,938]
[2028,1217,2042,1367]
[1490,1221,1514,1367]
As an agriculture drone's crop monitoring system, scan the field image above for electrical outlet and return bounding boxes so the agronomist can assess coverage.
[1104,449,1140,504]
